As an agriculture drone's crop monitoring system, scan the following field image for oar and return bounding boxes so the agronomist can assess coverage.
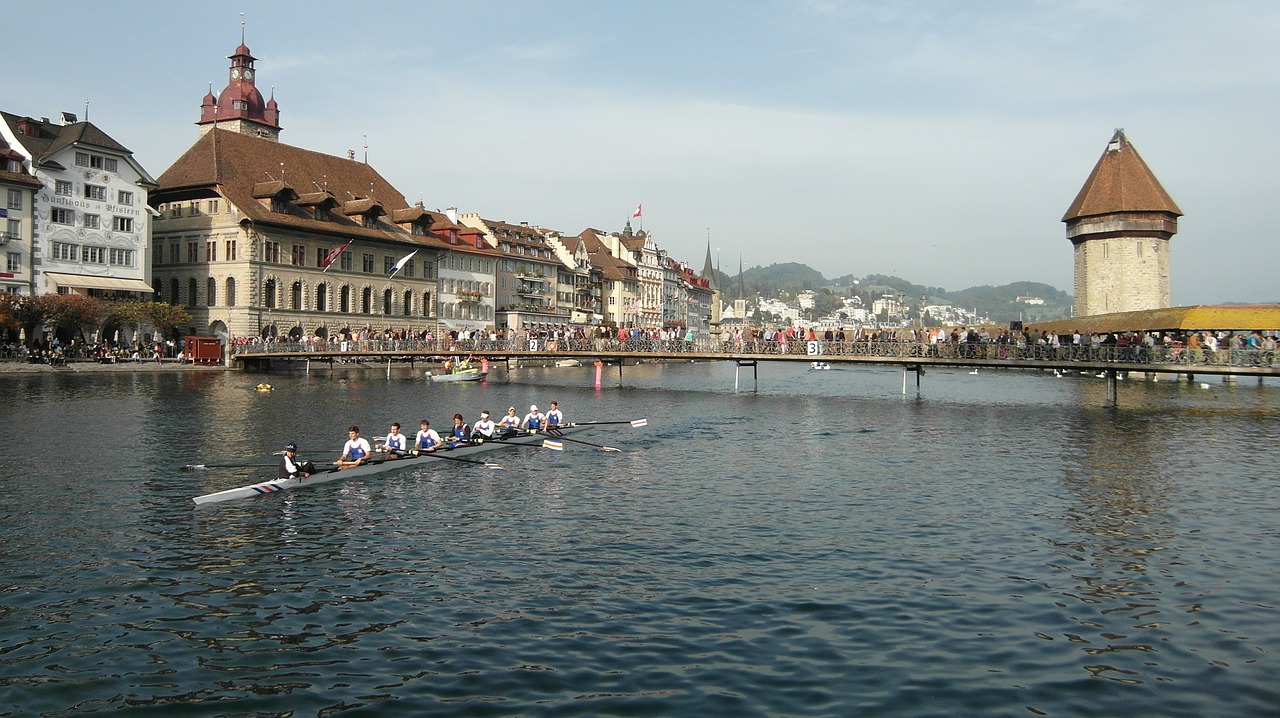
[180,460,282,471]
[565,419,647,427]
[407,449,503,469]
[544,435,621,452]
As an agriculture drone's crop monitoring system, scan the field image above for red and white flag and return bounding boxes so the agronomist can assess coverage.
[631,203,642,218]
[322,241,352,272]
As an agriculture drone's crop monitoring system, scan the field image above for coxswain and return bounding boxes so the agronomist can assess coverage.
[521,404,546,432]
[335,426,372,468]
[379,422,407,458]
[472,410,497,442]
[414,419,442,453]
[279,443,313,481]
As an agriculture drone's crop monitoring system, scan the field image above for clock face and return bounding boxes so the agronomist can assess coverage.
[230,68,241,80]
[243,69,254,81]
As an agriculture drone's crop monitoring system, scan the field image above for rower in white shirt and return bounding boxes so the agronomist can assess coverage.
[472,410,497,441]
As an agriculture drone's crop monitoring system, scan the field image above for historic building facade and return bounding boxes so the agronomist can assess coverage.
[1063,129,1182,316]
[0,135,43,295]
[150,43,446,341]
[1,111,157,298]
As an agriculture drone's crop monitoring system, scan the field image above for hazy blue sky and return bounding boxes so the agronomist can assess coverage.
[7,1,1277,303]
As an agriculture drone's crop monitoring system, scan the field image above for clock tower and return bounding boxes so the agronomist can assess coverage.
[197,42,281,141]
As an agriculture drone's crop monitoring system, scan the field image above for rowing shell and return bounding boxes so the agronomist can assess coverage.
[192,426,586,505]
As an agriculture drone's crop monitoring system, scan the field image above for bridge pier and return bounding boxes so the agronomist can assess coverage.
[902,365,923,395]
[735,360,758,392]
[1105,369,1118,408]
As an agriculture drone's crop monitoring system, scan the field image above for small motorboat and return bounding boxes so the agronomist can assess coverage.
[426,367,486,382]
[810,361,831,371]
[555,359,582,368]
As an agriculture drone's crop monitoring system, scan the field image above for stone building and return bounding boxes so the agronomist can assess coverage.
[1063,129,1182,316]
[150,42,449,341]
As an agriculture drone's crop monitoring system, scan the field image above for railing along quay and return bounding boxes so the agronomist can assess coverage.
[229,337,1280,377]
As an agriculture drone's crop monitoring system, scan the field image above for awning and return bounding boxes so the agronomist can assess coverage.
[44,272,154,293]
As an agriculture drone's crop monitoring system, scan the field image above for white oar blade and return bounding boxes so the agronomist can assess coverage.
[630,418,648,428]
[542,439,565,452]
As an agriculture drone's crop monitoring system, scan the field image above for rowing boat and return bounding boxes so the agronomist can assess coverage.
[192,426,587,505]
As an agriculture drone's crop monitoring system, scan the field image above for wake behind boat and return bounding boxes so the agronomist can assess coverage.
[193,426,588,505]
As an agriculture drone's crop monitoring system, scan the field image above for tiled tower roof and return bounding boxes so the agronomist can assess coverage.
[1062,129,1182,222]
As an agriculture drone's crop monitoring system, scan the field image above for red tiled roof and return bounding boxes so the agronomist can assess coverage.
[1062,130,1182,222]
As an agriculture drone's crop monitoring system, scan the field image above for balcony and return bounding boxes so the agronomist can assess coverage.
[0,232,14,245]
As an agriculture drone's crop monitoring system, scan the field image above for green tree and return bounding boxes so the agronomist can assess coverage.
[144,302,192,340]
[43,294,109,344]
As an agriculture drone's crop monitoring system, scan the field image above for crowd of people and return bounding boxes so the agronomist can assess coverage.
[279,400,567,480]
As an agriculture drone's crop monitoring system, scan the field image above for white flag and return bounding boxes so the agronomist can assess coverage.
[388,249,417,279]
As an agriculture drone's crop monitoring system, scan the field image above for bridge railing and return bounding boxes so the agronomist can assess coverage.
[229,337,1278,369]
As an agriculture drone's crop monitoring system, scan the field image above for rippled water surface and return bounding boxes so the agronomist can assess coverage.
[1,363,1277,716]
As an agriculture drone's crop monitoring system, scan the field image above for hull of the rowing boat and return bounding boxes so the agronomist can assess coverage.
[192,427,583,505]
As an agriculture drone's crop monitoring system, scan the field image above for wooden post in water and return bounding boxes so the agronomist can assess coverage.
[1106,369,1118,408]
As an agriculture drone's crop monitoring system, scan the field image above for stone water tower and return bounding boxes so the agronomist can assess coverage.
[1062,129,1182,316]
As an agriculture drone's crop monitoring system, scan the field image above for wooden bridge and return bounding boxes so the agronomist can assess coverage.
[230,337,1278,406]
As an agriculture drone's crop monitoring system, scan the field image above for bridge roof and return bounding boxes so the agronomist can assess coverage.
[1028,305,1280,335]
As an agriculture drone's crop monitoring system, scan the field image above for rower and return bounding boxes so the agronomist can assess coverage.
[472,411,497,442]
[498,406,521,436]
[379,422,408,457]
[521,404,546,432]
[415,419,442,453]
[545,401,564,431]
[279,443,313,480]
[447,413,471,445]
[335,426,372,468]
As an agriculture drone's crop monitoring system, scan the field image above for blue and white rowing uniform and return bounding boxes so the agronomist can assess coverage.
[343,438,371,462]
[522,411,545,431]
[416,429,441,451]
[546,408,564,427]
[383,432,407,453]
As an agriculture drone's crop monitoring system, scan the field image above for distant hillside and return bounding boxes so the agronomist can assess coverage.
[719,265,1073,322]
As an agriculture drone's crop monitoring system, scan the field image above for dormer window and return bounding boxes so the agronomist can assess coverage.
[362,213,376,229]
[271,197,288,213]
[314,207,328,221]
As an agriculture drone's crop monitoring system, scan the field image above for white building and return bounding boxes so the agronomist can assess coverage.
[0,111,157,297]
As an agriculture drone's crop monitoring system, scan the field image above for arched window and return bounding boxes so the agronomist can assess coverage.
[264,279,277,309]
[340,285,351,313]
[383,288,393,315]
[169,278,179,304]
[207,277,218,307]
[362,287,372,314]
[403,290,413,316]
[291,281,303,310]
[188,278,199,307]
[421,292,432,317]
[225,277,237,307]
[316,283,327,312]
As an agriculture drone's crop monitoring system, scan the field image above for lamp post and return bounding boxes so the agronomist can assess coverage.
[920,294,927,328]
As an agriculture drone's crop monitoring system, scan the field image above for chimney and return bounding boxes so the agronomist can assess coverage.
[445,206,458,224]
[347,149,355,160]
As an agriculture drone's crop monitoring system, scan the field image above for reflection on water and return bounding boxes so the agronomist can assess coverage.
[1,364,1277,716]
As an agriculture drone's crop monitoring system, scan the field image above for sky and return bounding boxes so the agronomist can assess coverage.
[6,1,1277,304]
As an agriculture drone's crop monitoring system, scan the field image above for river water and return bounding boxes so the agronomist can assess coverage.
[0,362,1276,716]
